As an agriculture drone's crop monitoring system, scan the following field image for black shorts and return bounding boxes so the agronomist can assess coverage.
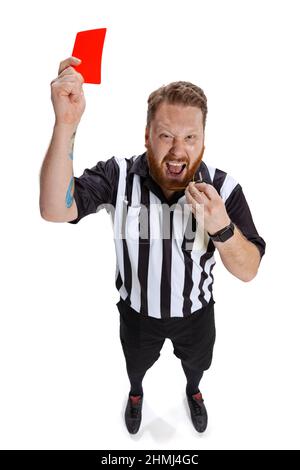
[117,298,216,376]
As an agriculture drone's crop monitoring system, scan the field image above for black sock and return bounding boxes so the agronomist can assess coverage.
[182,364,204,397]
[129,371,145,397]
[186,385,200,397]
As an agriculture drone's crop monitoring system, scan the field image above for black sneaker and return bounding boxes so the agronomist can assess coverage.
[125,394,143,434]
[186,391,208,433]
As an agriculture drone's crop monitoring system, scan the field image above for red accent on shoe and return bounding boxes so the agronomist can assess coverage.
[192,392,203,401]
[130,395,142,405]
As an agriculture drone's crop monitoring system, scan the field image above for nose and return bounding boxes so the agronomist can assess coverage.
[169,138,187,158]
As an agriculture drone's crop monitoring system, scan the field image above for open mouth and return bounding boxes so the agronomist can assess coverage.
[165,161,187,177]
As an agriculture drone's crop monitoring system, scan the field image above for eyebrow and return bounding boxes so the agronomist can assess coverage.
[156,125,200,134]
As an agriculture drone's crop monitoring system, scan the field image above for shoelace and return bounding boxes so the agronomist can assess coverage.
[190,393,204,416]
[129,396,142,418]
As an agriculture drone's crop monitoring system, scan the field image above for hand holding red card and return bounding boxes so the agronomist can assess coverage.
[71,28,107,84]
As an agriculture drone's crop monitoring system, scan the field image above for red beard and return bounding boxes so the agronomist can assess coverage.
[146,144,205,191]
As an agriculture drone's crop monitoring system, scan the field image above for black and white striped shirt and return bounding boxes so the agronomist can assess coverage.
[68,151,266,319]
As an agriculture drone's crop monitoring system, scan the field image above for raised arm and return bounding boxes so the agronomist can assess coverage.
[39,56,85,222]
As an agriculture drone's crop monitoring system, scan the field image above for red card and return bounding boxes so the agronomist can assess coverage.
[71,28,107,84]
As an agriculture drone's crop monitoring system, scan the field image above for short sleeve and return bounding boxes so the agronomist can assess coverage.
[68,156,119,224]
[225,183,266,259]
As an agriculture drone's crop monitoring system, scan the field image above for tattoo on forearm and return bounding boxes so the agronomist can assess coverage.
[68,131,76,160]
[65,176,74,208]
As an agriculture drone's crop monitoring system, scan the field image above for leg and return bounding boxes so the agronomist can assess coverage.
[181,362,204,396]
[171,301,216,390]
[117,301,165,434]
[119,308,165,397]
[168,302,215,434]
[128,370,146,397]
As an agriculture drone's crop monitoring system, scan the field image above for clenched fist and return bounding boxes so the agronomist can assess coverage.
[185,181,231,235]
[50,56,86,128]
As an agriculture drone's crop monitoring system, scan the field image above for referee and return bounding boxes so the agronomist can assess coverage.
[40,56,266,434]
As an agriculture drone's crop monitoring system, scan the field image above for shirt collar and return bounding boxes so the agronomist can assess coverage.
[128,151,149,177]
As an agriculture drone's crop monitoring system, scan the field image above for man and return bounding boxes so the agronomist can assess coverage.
[40,56,266,434]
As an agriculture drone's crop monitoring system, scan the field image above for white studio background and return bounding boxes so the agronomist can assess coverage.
[0,0,299,450]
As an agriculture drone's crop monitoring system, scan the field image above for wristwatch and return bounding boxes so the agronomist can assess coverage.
[208,221,235,242]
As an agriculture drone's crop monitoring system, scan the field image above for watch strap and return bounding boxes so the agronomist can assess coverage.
[208,221,235,242]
